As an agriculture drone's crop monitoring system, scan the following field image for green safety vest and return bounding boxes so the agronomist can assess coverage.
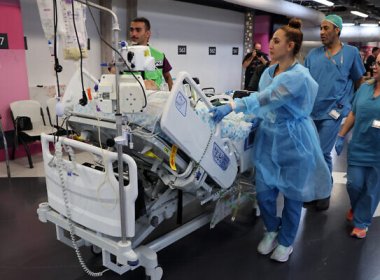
[145,46,165,88]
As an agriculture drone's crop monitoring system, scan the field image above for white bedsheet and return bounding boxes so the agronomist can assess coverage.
[72,90,254,141]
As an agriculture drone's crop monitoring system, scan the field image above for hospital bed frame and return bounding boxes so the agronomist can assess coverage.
[37,134,249,279]
[37,72,255,279]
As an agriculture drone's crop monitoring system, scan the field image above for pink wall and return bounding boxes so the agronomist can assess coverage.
[0,1,29,130]
[254,15,271,56]
[0,0,31,161]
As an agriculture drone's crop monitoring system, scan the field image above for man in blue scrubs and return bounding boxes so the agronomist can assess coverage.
[304,14,365,210]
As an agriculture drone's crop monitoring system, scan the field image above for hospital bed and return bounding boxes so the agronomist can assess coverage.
[37,71,256,279]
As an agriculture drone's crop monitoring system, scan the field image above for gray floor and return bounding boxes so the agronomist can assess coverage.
[1,148,380,280]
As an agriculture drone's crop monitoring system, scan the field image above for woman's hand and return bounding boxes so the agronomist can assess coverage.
[209,104,233,123]
[335,135,345,156]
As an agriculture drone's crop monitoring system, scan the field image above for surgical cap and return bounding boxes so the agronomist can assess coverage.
[324,14,343,31]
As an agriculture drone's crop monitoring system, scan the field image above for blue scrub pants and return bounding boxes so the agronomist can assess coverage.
[257,189,303,247]
[347,165,380,229]
[314,118,343,174]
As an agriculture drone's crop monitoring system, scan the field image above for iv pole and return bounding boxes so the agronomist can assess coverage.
[75,0,128,243]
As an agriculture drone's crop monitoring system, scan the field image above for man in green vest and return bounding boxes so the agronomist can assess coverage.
[130,17,173,91]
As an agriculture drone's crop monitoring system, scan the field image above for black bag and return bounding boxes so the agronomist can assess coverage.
[16,116,33,131]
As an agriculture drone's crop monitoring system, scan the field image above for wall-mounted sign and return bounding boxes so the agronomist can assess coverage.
[232,47,239,55]
[0,33,9,49]
[209,46,216,55]
[178,45,187,55]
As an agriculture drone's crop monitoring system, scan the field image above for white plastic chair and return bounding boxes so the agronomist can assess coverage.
[10,100,57,168]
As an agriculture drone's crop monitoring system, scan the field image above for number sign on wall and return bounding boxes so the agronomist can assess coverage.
[0,33,9,49]
[178,45,187,55]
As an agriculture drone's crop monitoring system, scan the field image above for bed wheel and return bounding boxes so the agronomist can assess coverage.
[91,245,102,255]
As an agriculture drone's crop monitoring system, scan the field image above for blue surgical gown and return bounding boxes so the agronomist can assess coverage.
[304,44,365,120]
[348,82,380,167]
[234,63,332,202]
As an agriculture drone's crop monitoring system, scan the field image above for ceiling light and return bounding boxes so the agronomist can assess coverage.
[350,11,369,18]
[313,0,334,7]
[360,23,379,27]
[343,23,355,26]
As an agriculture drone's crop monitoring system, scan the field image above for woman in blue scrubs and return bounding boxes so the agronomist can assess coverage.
[210,18,331,262]
[335,54,380,239]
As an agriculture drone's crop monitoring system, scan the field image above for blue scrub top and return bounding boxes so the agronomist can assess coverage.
[234,63,332,202]
[304,45,365,120]
[348,81,380,167]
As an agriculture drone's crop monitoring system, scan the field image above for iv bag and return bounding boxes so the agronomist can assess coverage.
[60,0,88,60]
[36,0,66,40]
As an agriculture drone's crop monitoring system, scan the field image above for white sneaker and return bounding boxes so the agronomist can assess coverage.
[270,244,293,262]
[257,232,278,255]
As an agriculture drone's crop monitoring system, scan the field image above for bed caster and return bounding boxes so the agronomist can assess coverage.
[91,245,102,255]
[146,266,163,280]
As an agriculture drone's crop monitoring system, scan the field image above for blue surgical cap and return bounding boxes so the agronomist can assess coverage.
[324,14,343,31]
